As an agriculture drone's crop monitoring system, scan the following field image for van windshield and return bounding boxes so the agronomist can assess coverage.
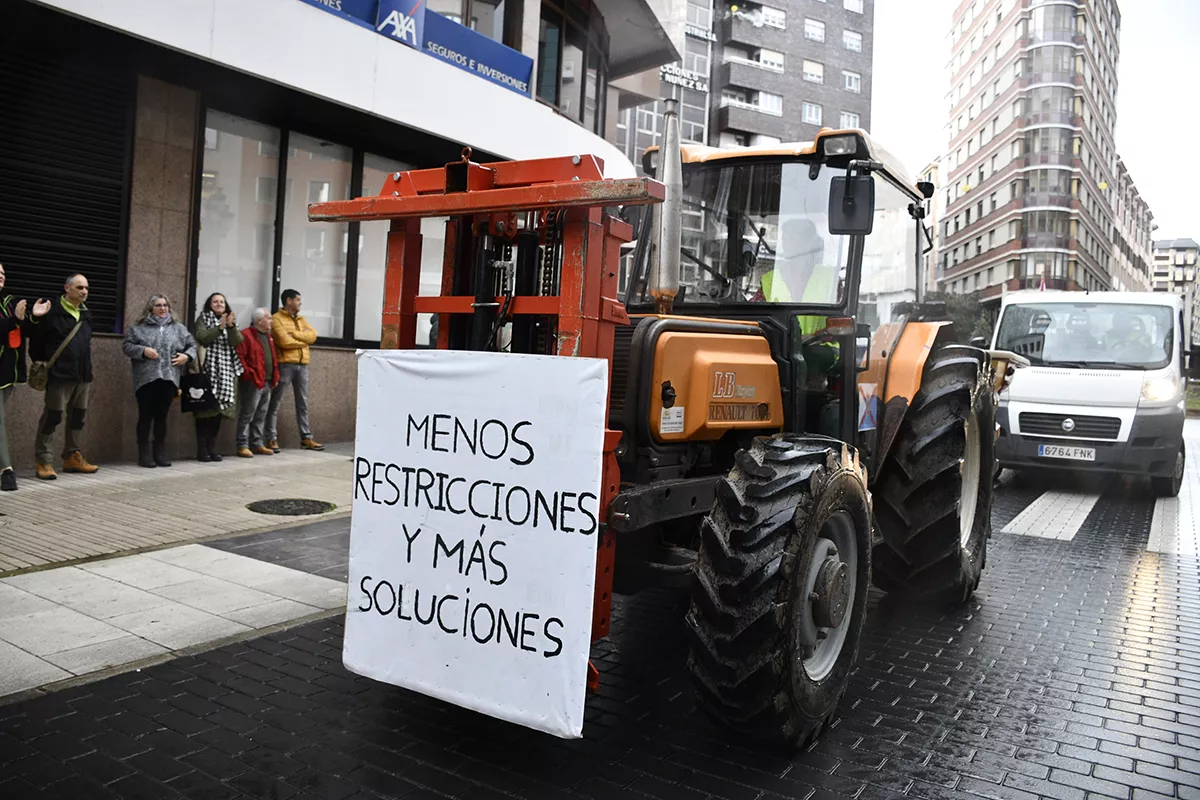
[995,302,1175,370]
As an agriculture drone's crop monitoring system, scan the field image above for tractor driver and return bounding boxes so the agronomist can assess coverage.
[751,218,841,373]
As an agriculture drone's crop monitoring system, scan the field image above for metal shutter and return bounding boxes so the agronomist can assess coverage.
[0,5,134,333]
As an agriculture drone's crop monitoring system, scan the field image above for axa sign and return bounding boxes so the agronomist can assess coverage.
[376,0,425,49]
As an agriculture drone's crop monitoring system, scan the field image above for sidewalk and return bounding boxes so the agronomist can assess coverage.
[0,443,355,575]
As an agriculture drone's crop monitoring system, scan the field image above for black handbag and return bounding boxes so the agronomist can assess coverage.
[180,345,218,413]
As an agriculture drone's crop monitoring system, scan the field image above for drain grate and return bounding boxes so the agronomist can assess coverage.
[246,498,336,516]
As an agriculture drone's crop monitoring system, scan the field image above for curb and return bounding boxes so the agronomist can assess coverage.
[0,507,351,580]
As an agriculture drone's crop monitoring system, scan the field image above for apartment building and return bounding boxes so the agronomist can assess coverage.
[937,0,1124,310]
[613,0,875,165]
[1110,158,1154,292]
[1153,239,1200,345]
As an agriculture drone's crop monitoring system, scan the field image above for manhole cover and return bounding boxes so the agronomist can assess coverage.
[246,498,336,516]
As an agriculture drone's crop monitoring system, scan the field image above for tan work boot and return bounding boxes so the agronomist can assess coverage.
[252,445,274,456]
[62,452,99,474]
[266,439,280,453]
[301,438,324,451]
[35,463,57,480]
[237,447,254,458]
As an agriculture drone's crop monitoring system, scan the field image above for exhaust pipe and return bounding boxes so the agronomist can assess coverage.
[650,97,683,314]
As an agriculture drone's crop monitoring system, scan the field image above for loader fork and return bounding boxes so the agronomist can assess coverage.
[308,149,665,677]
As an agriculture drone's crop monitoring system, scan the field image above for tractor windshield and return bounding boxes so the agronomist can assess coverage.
[627,159,850,306]
[625,158,921,317]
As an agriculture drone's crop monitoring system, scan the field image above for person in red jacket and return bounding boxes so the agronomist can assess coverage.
[234,308,280,457]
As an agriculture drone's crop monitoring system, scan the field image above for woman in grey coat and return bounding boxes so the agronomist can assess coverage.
[122,293,197,468]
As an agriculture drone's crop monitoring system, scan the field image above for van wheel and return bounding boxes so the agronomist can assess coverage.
[1151,442,1185,498]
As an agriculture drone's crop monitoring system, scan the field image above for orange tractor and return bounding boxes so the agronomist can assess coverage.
[308,101,999,748]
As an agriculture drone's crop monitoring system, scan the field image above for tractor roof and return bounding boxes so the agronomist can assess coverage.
[646,128,918,195]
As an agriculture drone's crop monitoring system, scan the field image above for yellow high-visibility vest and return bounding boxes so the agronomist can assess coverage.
[760,265,839,336]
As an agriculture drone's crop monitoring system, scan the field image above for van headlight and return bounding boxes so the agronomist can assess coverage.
[1141,375,1179,404]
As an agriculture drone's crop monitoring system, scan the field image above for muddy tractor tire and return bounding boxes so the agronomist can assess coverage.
[685,436,872,749]
[872,344,995,604]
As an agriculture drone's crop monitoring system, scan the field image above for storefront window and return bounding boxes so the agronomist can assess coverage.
[196,111,279,323]
[355,154,448,345]
[470,0,505,41]
[537,5,562,105]
[280,132,352,339]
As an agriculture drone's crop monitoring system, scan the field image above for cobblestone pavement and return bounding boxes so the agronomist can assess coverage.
[0,444,353,574]
[2,435,1200,799]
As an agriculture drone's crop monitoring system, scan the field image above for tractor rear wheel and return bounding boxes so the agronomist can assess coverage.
[872,345,995,604]
[685,436,872,749]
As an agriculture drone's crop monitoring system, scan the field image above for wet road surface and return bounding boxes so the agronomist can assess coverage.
[1,465,1198,800]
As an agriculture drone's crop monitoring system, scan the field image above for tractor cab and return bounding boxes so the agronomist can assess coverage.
[619,127,934,476]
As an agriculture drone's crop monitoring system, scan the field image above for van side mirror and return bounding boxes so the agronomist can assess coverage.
[828,175,875,235]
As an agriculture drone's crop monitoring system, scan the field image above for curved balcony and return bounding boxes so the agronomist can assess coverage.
[1026,111,1077,126]
[1023,152,1076,168]
[1027,27,1078,45]
[1022,232,1071,249]
[1027,70,1080,86]
[1022,191,1073,208]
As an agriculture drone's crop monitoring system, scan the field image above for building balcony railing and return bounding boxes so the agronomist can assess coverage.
[1022,191,1073,208]
[1026,70,1080,86]
[717,61,786,95]
[716,104,786,139]
[719,15,789,49]
[722,55,784,74]
[1025,111,1077,126]
[1021,152,1076,168]
[1023,232,1071,249]
[719,96,783,117]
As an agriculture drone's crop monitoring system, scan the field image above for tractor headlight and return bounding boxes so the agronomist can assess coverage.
[822,135,859,157]
[1140,374,1179,404]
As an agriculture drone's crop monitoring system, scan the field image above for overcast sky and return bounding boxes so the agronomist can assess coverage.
[870,0,1199,241]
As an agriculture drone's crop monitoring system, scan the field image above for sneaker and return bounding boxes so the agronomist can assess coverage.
[266,439,280,453]
[301,438,325,451]
[35,463,57,480]
[237,447,254,458]
[62,452,99,474]
[0,470,16,491]
[252,445,274,456]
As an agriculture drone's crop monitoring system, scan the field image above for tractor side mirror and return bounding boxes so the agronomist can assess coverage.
[828,174,875,235]
[856,323,872,372]
[970,336,988,348]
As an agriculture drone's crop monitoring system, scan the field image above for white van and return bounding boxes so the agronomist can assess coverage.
[989,290,1186,497]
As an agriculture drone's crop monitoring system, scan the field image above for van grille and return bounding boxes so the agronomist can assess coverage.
[1018,412,1121,440]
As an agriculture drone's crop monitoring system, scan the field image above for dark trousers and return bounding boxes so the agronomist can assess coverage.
[136,380,176,444]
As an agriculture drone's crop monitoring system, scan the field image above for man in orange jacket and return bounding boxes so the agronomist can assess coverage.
[265,289,323,451]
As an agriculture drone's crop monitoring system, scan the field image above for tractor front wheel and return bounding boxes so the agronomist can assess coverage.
[872,345,995,604]
[685,436,872,749]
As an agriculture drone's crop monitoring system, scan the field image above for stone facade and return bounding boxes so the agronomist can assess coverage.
[4,76,359,470]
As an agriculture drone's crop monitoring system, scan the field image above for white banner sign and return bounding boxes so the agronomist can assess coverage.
[343,349,608,739]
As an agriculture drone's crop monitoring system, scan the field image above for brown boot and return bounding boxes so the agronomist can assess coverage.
[252,445,274,456]
[301,438,324,451]
[237,447,254,458]
[266,439,280,453]
[62,452,99,474]
[35,463,57,480]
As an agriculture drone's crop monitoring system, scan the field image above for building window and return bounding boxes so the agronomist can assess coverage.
[197,111,279,330]
[759,92,784,115]
[758,48,785,70]
[840,111,860,128]
[761,5,786,29]
[804,18,825,42]
[843,29,863,51]
[844,0,864,12]
[803,60,824,83]
[802,102,823,125]
[843,70,861,93]
[536,0,609,135]
[280,133,352,339]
